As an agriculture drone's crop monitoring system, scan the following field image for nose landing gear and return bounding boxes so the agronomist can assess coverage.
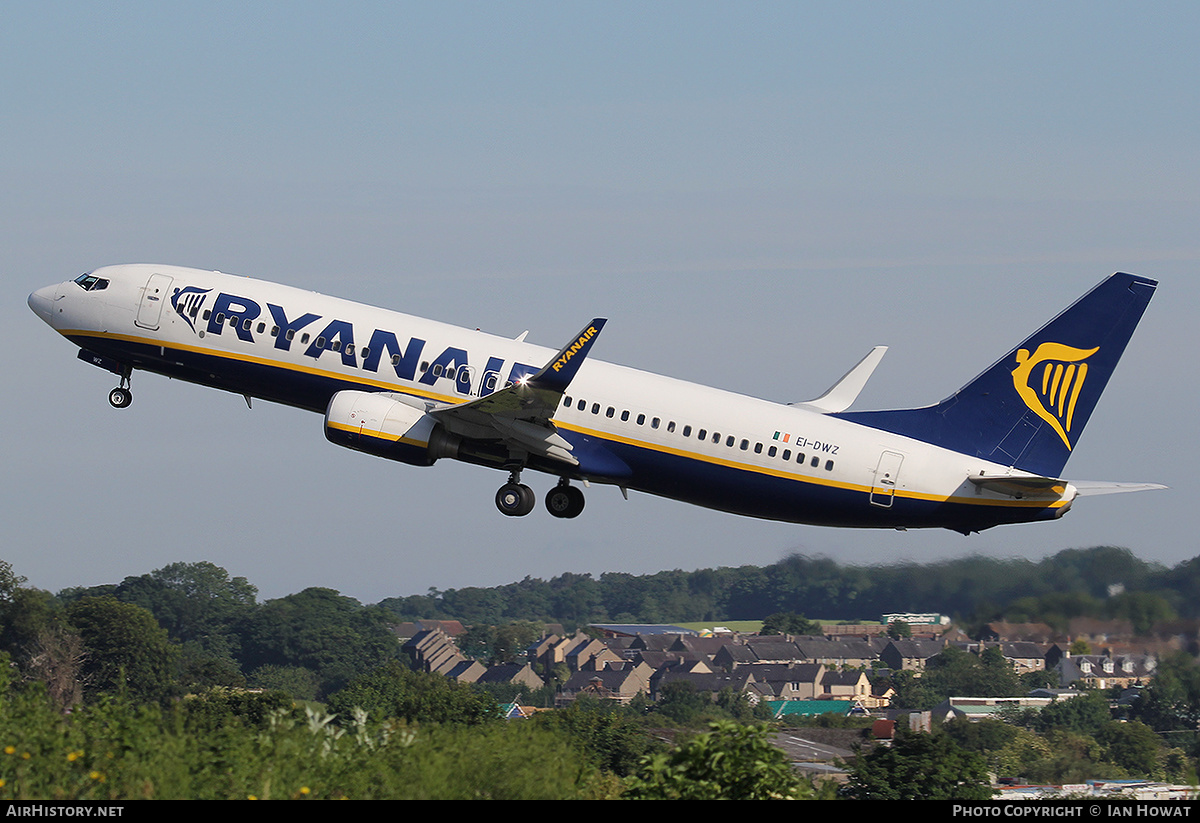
[108,367,133,409]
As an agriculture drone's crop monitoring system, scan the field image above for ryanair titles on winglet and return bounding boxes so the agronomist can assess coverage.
[551,325,600,372]
[173,287,540,395]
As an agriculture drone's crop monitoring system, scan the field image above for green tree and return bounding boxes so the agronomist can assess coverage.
[919,645,1023,701]
[66,596,179,703]
[325,661,501,726]
[1032,691,1112,737]
[236,587,398,698]
[626,721,814,800]
[840,729,994,800]
[111,561,256,650]
[1128,651,1200,732]
[652,681,714,725]
[760,612,822,636]
[1098,719,1161,777]
[533,697,656,776]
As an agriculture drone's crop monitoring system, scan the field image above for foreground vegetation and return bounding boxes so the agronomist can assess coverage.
[2,548,1199,799]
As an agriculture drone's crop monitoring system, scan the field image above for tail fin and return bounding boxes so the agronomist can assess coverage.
[833,273,1157,477]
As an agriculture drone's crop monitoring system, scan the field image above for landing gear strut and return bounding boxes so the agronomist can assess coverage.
[495,467,536,517]
[545,479,585,519]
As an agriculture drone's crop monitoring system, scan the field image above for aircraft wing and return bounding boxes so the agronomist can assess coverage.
[427,318,606,465]
[793,346,887,413]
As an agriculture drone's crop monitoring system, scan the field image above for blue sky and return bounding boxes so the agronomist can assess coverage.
[5,2,1198,605]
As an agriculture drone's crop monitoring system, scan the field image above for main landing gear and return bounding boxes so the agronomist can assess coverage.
[495,471,585,519]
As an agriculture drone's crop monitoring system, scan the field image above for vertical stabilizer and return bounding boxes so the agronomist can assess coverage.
[833,273,1157,477]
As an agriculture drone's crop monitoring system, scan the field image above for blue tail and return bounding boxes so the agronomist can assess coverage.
[833,273,1157,478]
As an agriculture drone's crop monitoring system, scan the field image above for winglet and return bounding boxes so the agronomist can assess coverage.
[795,346,887,413]
[528,318,607,394]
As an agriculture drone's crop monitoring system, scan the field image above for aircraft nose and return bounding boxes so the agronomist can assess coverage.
[27,285,56,323]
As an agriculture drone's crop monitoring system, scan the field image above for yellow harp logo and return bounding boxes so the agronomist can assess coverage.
[1011,342,1100,450]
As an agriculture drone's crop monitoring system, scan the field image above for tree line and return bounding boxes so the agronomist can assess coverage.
[380,545,1198,633]
[2,545,1195,707]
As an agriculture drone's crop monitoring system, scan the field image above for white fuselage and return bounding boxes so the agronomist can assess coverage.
[29,263,1077,530]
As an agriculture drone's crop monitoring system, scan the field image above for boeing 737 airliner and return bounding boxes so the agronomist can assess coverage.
[27,265,1163,531]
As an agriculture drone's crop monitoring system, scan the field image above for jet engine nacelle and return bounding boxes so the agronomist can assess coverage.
[324,390,460,467]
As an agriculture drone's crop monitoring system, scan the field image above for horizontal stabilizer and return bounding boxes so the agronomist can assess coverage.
[968,473,1068,500]
[794,346,887,413]
[1072,480,1168,497]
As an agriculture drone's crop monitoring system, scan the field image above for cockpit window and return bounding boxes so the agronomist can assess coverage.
[73,273,109,291]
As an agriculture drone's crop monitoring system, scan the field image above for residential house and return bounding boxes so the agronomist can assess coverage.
[650,667,760,703]
[444,660,487,683]
[879,639,945,673]
[557,661,654,706]
[404,628,468,675]
[738,663,827,701]
[820,669,872,701]
[1055,653,1157,690]
[978,622,1059,644]
[476,663,545,691]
